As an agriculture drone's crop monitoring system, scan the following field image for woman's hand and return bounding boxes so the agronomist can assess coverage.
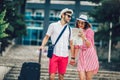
[78,31,85,39]
[78,30,91,48]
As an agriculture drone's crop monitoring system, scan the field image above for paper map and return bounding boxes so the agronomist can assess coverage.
[72,28,83,45]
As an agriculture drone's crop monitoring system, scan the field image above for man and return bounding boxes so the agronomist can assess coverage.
[39,8,74,80]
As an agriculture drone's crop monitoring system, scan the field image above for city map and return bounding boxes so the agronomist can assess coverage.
[72,28,83,45]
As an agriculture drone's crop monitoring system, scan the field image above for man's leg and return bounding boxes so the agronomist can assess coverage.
[58,74,64,80]
[49,73,56,80]
[58,56,68,80]
[49,55,59,80]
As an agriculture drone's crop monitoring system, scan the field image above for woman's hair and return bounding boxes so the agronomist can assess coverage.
[75,20,91,30]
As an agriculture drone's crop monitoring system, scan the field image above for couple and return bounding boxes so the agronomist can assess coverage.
[39,8,99,80]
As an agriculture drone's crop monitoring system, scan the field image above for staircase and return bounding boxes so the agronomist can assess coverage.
[3,65,120,80]
[1,45,120,80]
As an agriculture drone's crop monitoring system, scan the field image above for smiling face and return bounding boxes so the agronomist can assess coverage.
[61,12,72,23]
[76,20,85,29]
[76,20,91,30]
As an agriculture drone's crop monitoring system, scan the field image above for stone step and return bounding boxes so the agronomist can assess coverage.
[1,45,120,80]
[4,74,120,80]
[4,65,120,80]
[9,66,120,74]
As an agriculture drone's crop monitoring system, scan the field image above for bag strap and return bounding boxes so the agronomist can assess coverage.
[68,26,71,42]
[53,25,67,46]
[68,26,71,49]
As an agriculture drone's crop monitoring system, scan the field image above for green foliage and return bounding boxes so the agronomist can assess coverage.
[95,23,109,41]
[112,23,120,46]
[95,23,120,47]
[90,0,120,24]
[0,10,9,38]
[88,0,120,47]
[1,0,27,38]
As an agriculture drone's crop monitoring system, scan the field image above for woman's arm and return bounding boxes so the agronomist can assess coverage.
[79,31,91,48]
[83,37,91,48]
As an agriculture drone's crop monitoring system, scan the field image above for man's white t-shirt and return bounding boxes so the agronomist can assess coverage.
[46,21,72,57]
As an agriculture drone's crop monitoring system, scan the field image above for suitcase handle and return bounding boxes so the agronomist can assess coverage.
[39,49,42,63]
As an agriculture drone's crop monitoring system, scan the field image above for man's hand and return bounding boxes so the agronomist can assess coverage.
[39,45,44,50]
[69,59,76,66]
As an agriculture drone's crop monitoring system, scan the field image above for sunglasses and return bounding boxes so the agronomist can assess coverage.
[65,14,72,18]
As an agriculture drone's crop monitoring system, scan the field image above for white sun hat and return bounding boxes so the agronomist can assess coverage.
[59,8,73,18]
[77,14,88,22]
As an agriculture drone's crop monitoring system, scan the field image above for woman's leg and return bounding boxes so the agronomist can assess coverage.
[85,71,94,80]
[78,71,86,80]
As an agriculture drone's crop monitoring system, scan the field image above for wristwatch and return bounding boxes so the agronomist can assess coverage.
[71,57,75,60]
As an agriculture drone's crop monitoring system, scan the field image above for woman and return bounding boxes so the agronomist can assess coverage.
[70,14,99,80]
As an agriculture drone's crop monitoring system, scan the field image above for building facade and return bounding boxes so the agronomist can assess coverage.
[22,0,99,45]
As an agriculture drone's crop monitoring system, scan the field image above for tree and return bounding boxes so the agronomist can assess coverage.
[0,0,27,53]
[0,10,9,38]
[0,0,27,39]
[112,23,120,46]
[94,23,110,46]
[90,0,120,24]
[0,9,10,54]
[88,0,120,47]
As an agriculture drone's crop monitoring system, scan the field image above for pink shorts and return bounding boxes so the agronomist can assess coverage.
[49,54,68,74]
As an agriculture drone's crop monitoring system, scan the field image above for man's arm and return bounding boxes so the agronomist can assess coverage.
[69,40,76,66]
[40,35,50,49]
[70,40,75,58]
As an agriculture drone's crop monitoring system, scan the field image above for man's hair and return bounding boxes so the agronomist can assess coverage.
[59,8,73,18]
[64,11,72,14]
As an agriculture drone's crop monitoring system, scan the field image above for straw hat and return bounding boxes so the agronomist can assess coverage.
[76,14,88,22]
[59,8,73,18]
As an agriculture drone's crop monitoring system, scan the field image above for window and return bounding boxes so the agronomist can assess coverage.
[25,11,32,20]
